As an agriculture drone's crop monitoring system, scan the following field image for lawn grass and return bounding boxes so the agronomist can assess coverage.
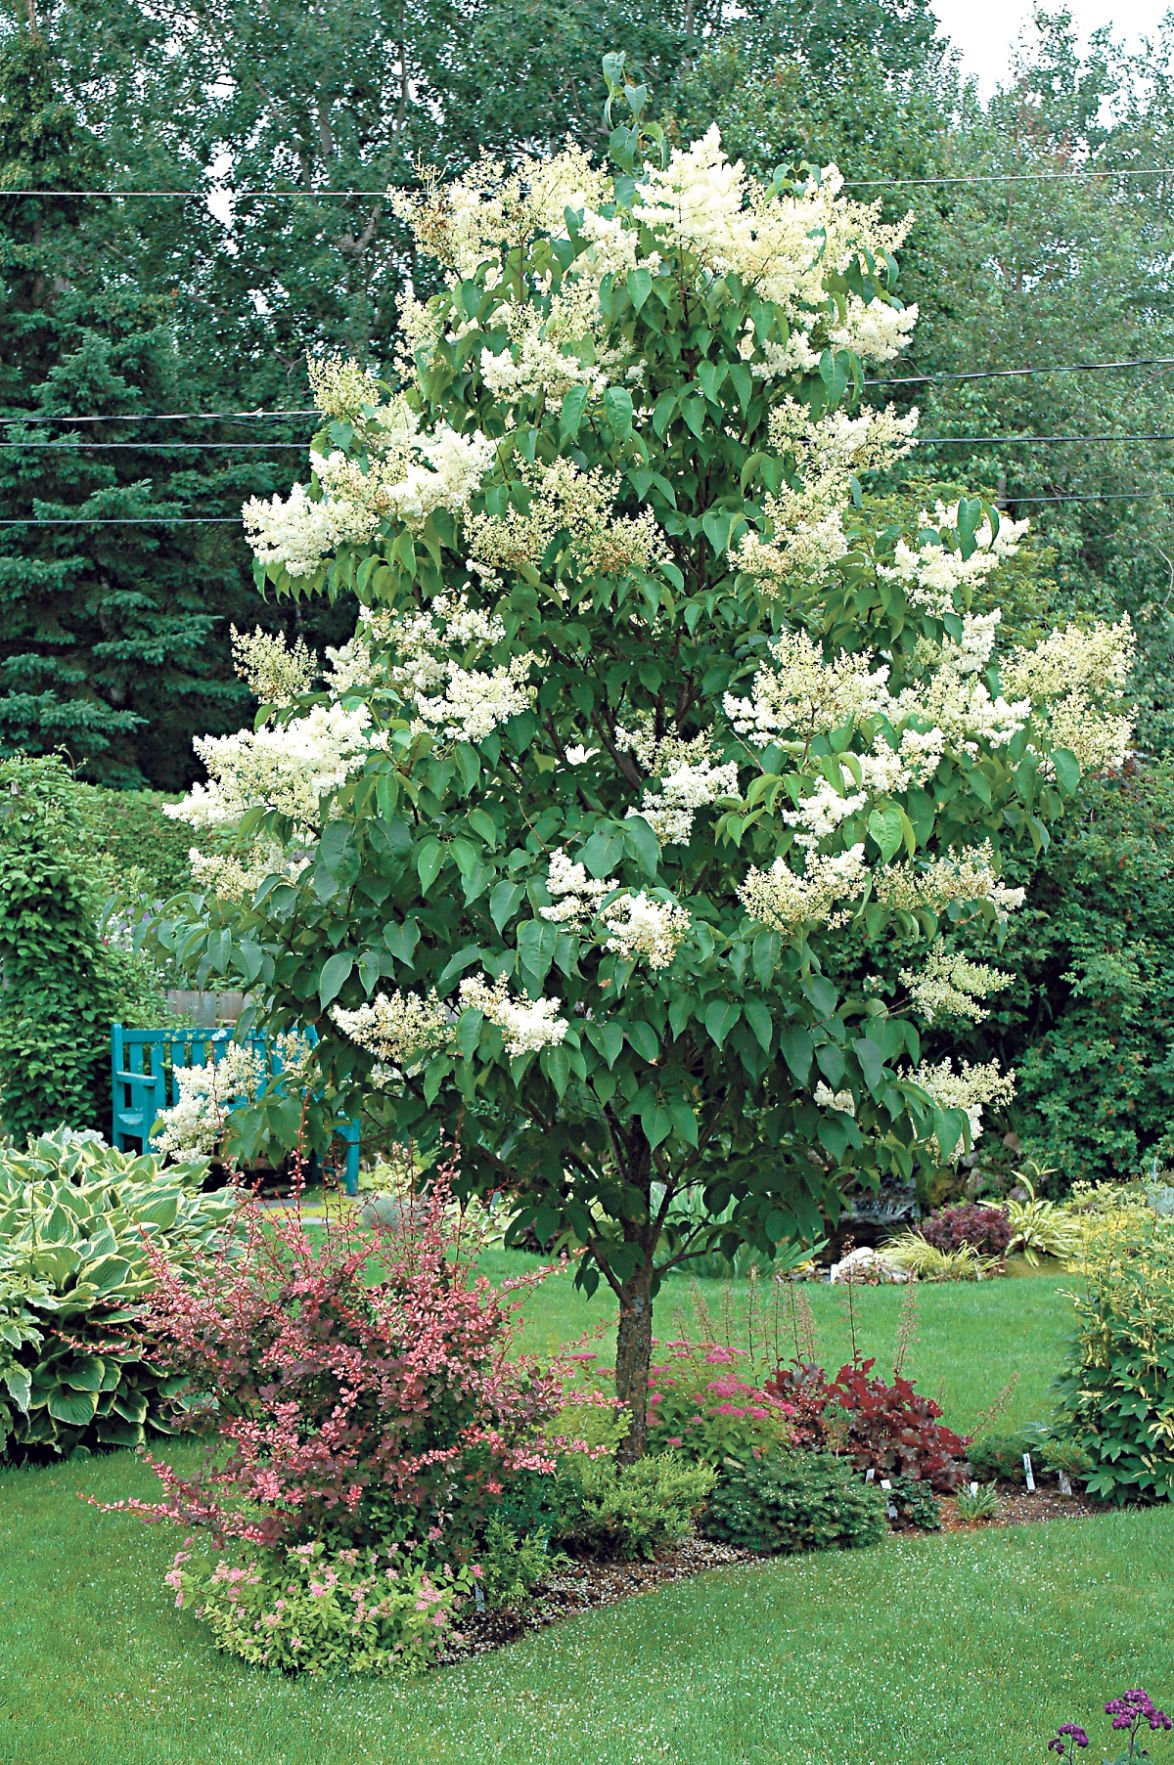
[2,1440,1169,1765]
[0,1263,1126,1764]
[485,1249,1070,1433]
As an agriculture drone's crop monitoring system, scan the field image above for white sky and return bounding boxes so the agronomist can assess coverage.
[933,0,1171,94]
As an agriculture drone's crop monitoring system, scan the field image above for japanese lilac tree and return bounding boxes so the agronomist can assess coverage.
[161,76,1134,1454]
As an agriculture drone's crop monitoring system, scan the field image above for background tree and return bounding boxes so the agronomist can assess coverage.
[156,88,1131,1453]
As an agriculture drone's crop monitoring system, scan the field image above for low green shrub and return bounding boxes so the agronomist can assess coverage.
[890,1474,941,1530]
[699,1451,888,1556]
[964,1426,1047,1484]
[475,1517,559,1611]
[1052,1213,1174,1503]
[560,1452,716,1560]
[0,1129,232,1459]
[171,1538,476,1676]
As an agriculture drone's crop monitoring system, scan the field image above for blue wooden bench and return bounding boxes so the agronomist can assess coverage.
[111,1024,360,1194]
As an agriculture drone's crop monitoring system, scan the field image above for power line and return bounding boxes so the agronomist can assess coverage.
[6,431,1174,454]
[919,433,1174,445]
[867,356,1174,387]
[0,409,316,425]
[4,359,1174,431]
[0,441,306,451]
[0,516,242,526]
[844,167,1174,187]
[7,166,1174,198]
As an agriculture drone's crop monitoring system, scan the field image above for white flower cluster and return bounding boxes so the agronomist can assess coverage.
[1002,618,1135,772]
[900,942,1013,1025]
[877,841,1026,917]
[153,1043,267,1161]
[414,653,536,744]
[538,849,617,926]
[828,294,919,363]
[739,844,869,933]
[465,455,668,580]
[458,973,569,1058]
[782,730,944,852]
[600,891,691,970]
[165,702,385,836]
[306,351,379,420]
[243,394,496,578]
[724,628,892,743]
[635,757,741,845]
[631,129,912,322]
[332,989,452,1070]
[813,1082,856,1114]
[912,1057,1016,1153]
[894,612,1029,753]
[188,843,308,903]
[878,505,1030,620]
[736,402,917,599]
[230,627,317,707]
[537,852,690,971]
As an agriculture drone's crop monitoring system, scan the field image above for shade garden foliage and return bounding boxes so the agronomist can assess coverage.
[150,73,1134,1453]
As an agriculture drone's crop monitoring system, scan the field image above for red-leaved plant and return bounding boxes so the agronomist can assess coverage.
[918,1201,1012,1260]
[97,1165,565,1550]
[765,1358,969,1490]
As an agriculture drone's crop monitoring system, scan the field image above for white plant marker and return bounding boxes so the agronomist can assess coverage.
[1023,1453,1036,1492]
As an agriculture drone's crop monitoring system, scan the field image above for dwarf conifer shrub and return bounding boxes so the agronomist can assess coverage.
[699,1450,887,1554]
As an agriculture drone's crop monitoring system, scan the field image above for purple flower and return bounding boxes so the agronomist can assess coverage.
[1048,1723,1090,1754]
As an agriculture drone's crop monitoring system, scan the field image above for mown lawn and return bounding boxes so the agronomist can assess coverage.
[2,1263,1146,1765]
[486,1249,1071,1433]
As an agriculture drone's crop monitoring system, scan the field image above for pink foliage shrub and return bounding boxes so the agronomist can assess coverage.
[102,1167,564,1550]
[569,1339,795,1464]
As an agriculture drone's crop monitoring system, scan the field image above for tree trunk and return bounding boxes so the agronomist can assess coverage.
[614,1252,655,1463]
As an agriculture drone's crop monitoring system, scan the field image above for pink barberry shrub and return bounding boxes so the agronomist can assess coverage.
[104,1165,564,1552]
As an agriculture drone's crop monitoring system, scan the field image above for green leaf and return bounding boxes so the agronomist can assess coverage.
[868,806,904,864]
[46,1386,99,1426]
[703,998,739,1048]
[416,837,444,893]
[626,1020,660,1063]
[1053,747,1081,794]
[559,385,590,444]
[586,1021,624,1068]
[743,1000,772,1053]
[318,952,353,1008]
[778,1026,814,1085]
[603,385,633,440]
[628,266,653,311]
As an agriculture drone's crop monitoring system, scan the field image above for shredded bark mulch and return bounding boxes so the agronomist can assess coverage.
[441,1538,756,1661]
[936,1482,1105,1531]
[442,1483,1103,1661]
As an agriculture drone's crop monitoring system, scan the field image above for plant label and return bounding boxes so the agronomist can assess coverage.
[969,1481,979,1497]
[1023,1453,1036,1492]
[1058,1471,1073,1497]
[864,1469,875,1483]
[879,1478,891,1489]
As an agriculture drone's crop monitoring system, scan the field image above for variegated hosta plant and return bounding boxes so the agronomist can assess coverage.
[0,1130,235,1458]
[157,70,1134,1454]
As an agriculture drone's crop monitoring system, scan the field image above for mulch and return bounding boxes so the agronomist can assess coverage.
[442,1482,1104,1662]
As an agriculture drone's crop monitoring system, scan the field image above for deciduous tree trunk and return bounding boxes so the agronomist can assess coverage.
[614,1251,655,1463]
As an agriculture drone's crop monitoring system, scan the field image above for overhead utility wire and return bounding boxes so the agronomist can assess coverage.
[6,431,1174,453]
[7,166,1174,197]
[4,357,1174,430]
